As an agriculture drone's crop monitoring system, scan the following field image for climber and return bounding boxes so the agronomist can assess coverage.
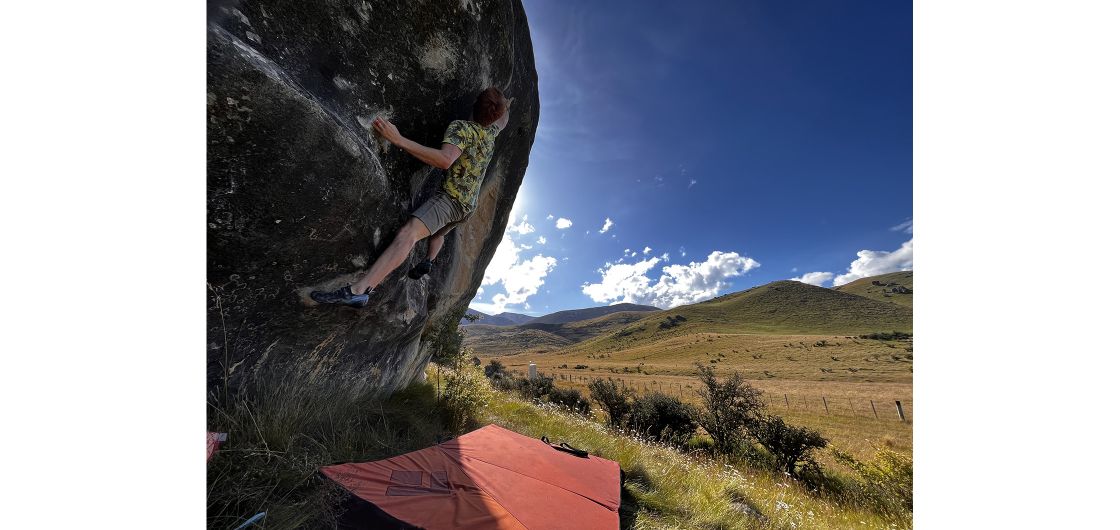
[310,87,512,308]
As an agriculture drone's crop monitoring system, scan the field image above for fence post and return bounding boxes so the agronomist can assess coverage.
[895,400,906,422]
[870,400,878,419]
[822,396,829,414]
[784,394,790,409]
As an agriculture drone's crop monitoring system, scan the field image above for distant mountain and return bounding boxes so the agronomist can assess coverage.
[834,271,913,307]
[463,310,659,356]
[529,303,660,325]
[461,310,534,327]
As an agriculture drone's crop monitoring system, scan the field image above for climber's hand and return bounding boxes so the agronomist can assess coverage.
[372,117,403,145]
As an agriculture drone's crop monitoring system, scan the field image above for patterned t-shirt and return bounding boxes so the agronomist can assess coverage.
[441,120,500,211]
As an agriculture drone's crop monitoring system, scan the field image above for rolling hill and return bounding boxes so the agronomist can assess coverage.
[835,271,913,307]
[466,279,912,360]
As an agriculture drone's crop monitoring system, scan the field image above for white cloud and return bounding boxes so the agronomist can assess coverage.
[537,236,547,245]
[582,251,761,309]
[832,239,913,286]
[890,219,913,234]
[556,218,573,229]
[688,179,698,189]
[547,214,555,220]
[791,271,835,287]
[791,267,799,273]
[599,217,613,233]
[661,252,670,260]
[474,226,559,314]
[643,246,652,255]
[508,214,535,235]
[679,246,687,257]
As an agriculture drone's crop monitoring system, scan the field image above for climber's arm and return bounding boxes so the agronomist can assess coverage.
[493,96,513,132]
[373,117,462,170]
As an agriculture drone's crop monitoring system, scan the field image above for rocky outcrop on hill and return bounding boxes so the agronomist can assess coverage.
[206,0,539,399]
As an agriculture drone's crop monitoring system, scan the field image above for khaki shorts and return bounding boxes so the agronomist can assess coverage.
[412,192,469,235]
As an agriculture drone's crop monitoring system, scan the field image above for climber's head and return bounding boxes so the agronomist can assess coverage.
[473,87,507,127]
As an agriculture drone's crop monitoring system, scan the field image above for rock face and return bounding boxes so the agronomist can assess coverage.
[206,0,539,399]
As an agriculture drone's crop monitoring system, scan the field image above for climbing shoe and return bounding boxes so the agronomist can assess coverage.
[408,259,434,280]
[310,285,370,308]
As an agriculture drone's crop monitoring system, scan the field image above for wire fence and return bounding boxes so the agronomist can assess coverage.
[509,369,912,423]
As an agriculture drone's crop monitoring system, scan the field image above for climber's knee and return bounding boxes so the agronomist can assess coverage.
[398,216,431,244]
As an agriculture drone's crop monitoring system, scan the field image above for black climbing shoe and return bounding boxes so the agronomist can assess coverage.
[310,285,370,308]
[408,259,434,280]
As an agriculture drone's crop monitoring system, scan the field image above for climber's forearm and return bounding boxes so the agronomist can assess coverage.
[394,137,460,170]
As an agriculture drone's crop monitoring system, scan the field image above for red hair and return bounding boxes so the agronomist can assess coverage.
[473,87,506,126]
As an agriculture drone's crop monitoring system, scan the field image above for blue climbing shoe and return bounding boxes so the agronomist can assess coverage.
[408,259,434,280]
[310,285,370,308]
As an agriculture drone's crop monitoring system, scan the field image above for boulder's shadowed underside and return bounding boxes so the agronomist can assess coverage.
[207,0,539,398]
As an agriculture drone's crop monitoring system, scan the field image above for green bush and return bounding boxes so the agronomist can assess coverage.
[439,350,494,431]
[750,414,828,476]
[549,387,591,415]
[484,359,510,380]
[695,367,765,455]
[515,375,554,401]
[627,392,697,446]
[589,378,634,428]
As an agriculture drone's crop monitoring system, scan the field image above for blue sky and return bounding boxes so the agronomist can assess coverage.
[471,0,913,316]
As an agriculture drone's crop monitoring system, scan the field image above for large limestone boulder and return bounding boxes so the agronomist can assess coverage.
[206,0,539,399]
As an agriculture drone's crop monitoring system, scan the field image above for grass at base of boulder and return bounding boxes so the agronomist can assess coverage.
[484,389,910,529]
[206,378,462,529]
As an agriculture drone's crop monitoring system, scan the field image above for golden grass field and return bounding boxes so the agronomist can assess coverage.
[479,335,913,464]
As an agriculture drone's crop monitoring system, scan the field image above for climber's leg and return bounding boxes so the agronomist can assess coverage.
[351,217,430,293]
[408,221,459,279]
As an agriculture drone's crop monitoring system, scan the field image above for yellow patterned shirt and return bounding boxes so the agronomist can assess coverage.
[441,120,500,211]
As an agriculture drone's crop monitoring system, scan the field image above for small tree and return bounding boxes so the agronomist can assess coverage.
[484,359,510,380]
[588,378,633,428]
[627,392,697,446]
[752,414,828,475]
[695,366,765,455]
[549,387,591,415]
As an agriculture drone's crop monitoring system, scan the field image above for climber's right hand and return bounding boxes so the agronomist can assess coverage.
[372,117,403,145]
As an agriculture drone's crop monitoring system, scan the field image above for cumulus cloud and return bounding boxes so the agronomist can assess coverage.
[643,246,652,255]
[582,251,760,309]
[474,223,558,314]
[832,239,913,286]
[537,236,547,245]
[555,217,573,229]
[791,271,835,287]
[599,217,613,233]
[547,214,555,220]
[688,179,698,189]
[508,215,535,235]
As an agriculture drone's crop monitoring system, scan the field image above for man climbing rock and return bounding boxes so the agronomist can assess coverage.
[311,87,512,308]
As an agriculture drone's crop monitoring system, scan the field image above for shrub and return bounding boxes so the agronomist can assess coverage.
[858,331,913,340]
[751,414,828,476]
[549,387,591,415]
[833,447,913,517]
[484,359,510,380]
[588,378,634,428]
[695,367,765,455]
[441,357,494,431]
[515,375,554,401]
[627,392,697,446]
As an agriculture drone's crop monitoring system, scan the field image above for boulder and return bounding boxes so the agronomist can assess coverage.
[206,0,539,399]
